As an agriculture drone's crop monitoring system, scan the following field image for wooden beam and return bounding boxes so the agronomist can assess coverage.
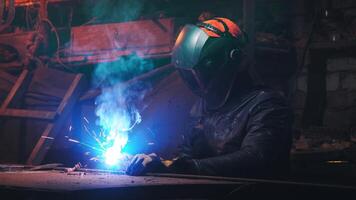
[0,69,32,110]
[0,108,56,120]
[0,61,23,70]
[310,40,356,50]
[27,74,86,165]
[56,74,84,115]
[14,0,74,7]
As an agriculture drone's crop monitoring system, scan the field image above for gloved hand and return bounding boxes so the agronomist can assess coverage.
[169,157,200,174]
[126,153,166,176]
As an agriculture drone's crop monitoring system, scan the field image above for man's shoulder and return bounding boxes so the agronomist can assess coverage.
[252,88,288,104]
[247,87,290,114]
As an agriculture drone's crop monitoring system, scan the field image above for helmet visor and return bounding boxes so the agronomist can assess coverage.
[172,25,210,70]
[177,67,206,95]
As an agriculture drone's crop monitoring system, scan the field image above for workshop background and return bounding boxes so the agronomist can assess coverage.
[0,0,356,185]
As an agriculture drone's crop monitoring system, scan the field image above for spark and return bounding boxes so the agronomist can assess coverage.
[67,137,104,152]
[63,112,142,168]
[41,136,54,140]
[83,117,90,124]
[327,160,348,164]
[78,84,145,168]
[90,157,99,162]
[68,138,79,143]
[82,124,105,150]
[332,35,336,42]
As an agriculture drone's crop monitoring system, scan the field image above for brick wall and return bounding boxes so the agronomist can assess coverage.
[294,57,356,129]
[324,58,356,128]
[294,67,307,128]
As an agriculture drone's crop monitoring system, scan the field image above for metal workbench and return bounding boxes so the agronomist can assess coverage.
[1,165,356,199]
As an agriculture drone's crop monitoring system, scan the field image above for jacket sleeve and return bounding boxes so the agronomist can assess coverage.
[176,98,208,159]
[187,95,293,178]
[177,120,205,159]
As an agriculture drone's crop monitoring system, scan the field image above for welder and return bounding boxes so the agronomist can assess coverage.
[126,17,293,178]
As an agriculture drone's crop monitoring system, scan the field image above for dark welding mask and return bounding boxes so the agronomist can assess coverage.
[172,18,247,110]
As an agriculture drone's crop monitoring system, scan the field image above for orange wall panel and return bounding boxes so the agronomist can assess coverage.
[15,0,38,6]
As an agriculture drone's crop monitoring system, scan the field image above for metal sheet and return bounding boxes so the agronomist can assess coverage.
[70,18,175,56]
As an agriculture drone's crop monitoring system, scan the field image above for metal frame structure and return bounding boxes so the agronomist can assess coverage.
[0,69,85,165]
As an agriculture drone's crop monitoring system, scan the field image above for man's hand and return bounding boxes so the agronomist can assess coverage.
[126,153,162,176]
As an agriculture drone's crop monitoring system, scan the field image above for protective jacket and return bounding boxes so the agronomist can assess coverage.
[170,76,293,178]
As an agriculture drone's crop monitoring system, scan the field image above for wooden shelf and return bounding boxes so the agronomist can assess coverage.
[310,40,356,50]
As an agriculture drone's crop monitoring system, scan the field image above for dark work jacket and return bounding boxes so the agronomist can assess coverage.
[170,86,293,178]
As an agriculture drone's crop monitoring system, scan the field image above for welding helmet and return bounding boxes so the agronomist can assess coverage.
[172,17,247,110]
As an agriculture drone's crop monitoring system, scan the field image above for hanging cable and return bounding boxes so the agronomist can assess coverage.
[0,0,15,33]
[0,0,4,24]
[287,10,319,100]
[38,18,76,73]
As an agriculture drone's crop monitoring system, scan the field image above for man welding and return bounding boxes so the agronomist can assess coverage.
[126,17,293,178]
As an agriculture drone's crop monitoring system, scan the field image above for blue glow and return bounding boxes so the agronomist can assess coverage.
[91,53,153,169]
[93,83,144,169]
[95,90,141,166]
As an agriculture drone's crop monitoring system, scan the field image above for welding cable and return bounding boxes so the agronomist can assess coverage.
[0,0,4,24]
[25,6,30,29]
[0,0,15,33]
[287,10,319,100]
[40,18,60,53]
[31,2,62,70]
[299,11,318,75]
[40,18,76,73]
[25,5,36,30]
[25,2,36,30]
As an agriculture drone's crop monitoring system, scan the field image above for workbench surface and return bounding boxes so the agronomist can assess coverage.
[0,170,236,191]
[0,167,355,199]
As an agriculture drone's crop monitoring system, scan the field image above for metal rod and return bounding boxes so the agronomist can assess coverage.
[147,173,356,190]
